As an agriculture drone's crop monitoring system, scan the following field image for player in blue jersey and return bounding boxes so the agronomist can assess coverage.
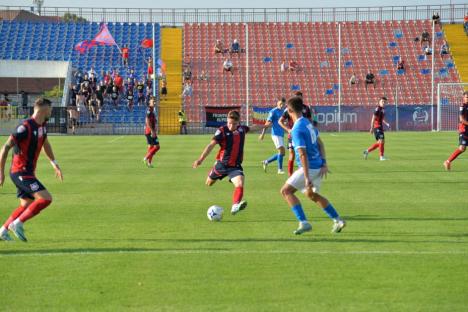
[280,97,346,235]
[259,98,286,174]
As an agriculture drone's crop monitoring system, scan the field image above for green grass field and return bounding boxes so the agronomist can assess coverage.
[0,132,467,311]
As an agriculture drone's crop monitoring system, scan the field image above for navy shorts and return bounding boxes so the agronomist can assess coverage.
[145,134,159,145]
[374,128,385,141]
[459,134,468,146]
[288,137,294,150]
[10,172,46,200]
[208,161,244,181]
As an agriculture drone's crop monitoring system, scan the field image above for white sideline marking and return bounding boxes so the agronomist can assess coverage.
[108,136,124,143]
[1,249,467,258]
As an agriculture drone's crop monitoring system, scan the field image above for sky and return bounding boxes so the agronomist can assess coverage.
[0,0,462,9]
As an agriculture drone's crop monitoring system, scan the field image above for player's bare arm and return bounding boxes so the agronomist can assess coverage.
[0,137,15,187]
[279,116,291,133]
[43,138,63,182]
[317,137,329,178]
[193,140,217,168]
[459,114,468,126]
[259,121,272,140]
[369,115,375,133]
[297,148,312,189]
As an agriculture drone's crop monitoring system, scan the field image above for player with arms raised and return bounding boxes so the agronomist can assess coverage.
[0,98,63,242]
[280,97,345,235]
[143,97,160,168]
[444,91,468,170]
[363,97,390,161]
[193,110,249,215]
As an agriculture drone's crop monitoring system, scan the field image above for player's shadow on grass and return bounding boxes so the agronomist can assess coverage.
[347,215,468,221]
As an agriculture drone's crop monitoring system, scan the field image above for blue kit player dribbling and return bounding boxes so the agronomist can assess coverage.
[259,98,286,174]
[280,97,346,235]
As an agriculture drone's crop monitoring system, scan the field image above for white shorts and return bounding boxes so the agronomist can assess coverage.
[286,167,322,194]
[271,135,284,149]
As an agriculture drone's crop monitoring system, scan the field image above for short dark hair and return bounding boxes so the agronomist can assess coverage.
[34,98,51,108]
[227,110,240,121]
[280,97,286,103]
[287,96,304,113]
[463,91,468,96]
[381,96,388,101]
[293,91,303,98]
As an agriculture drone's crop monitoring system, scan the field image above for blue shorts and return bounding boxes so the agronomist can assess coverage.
[208,161,244,181]
[145,134,159,145]
[10,172,46,200]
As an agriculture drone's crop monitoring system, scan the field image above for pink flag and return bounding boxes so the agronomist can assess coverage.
[74,23,116,54]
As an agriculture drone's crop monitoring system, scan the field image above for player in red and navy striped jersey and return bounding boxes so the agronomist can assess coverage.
[363,97,390,161]
[444,91,468,170]
[0,98,63,242]
[193,110,250,215]
[143,97,160,168]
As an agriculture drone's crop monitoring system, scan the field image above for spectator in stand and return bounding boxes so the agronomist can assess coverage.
[146,57,154,79]
[111,86,119,108]
[69,84,78,107]
[105,79,114,101]
[68,105,79,135]
[136,80,145,105]
[145,78,153,104]
[397,58,405,70]
[76,92,87,115]
[89,73,97,94]
[223,58,234,75]
[80,75,91,101]
[126,89,134,112]
[180,82,192,98]
[74,70,83,85]
[103,71,112,85]
[121,44,129,67]
[88,93,99,121]
[288,60,299,72]
[178,109,188,135]
[214,39,225,54]
[440,40,450,58]
[280,59,287,73]
[349,73,358,86]
[128,68,136,84]
[96,81,106,105]
[20,90,28,114]
[87,66,97,78]
[161,80,168,101]
[125,77,135,93]
[183,66,192,82]
[230,39,240,54]
[114,73,124,93]
[424,45,433,60]
[365,70,376,90]
[198,70,208,81]
[432,12,440,25]
[413,36,420,43]
[0,95,7,120]
[421,30,430,46]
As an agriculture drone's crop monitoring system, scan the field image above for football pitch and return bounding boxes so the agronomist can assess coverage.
[1,132,467,311]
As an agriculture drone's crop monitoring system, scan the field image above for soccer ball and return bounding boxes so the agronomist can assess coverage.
[207,205,224,221]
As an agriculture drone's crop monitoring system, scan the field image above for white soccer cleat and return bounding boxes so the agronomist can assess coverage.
[0,230,13,241]
[231,200,247,215]
[332,219,346,233]
[8,221,27,242]
[379,156,388,161]
[277,169,285,175]
[363,150,369,160]
[262,160,268,172]
[293,222,312,235]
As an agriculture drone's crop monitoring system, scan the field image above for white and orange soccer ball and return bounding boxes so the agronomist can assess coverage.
[207,205,224,221]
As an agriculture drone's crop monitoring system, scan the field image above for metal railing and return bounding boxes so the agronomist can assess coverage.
[0,4,467,25]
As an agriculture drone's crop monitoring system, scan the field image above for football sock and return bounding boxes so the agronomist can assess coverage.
[148,145,160,162]
[144,146,152,160]
[18,199,52,223]
[3,205,27,229]
[323,203,339,220]
[291,204,307,222]
[367,143,379,153]
[288,160,294,176]
[232,187,244,204]
[278,154,284,170]
[447,149,463,162]
[266,154,278,164]
[379,142,385,157]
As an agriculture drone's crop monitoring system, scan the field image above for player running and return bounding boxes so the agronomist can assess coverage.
[444,91,468,170]
[280,97,345,235]
[279,91,312,176]
[192,110,249,215]
[259,98,286,174]
[143,97,160,168]
[0,98,63,242]
[363,97,390,161]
